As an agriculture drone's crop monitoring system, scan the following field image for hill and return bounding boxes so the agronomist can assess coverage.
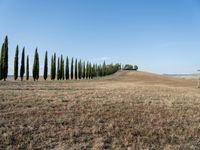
[0,71,200,149]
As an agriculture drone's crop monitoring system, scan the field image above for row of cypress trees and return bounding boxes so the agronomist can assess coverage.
[0,36,120,81]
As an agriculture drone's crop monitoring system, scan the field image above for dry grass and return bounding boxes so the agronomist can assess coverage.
[0,71,200,149]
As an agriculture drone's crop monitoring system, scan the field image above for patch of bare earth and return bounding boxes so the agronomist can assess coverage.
[0,71,200,149]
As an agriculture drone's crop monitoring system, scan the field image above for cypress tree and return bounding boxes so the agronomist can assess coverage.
[0,36,9,81]
[44,51,48,80]
[51,55,54,80]
[20,47,25,81]
[0,43,4,80]
[57,57,60,80]
[3,36,8,81]
[33,48,39,81]
[78,60,82,80]
[71,57,73,80]
[65,56,69,80]
[102,61,106,76]
[62,59,64,80]
[26,55,29,80]
[59,55,63,80]
[75,58,77,80]
[53,53,56,80]
[82,61,85,79]
[14,45,19,80]
[89,63,91,79]
[86,61,89,79]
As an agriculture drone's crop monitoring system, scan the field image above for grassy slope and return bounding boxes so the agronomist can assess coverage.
[0,71,200,149]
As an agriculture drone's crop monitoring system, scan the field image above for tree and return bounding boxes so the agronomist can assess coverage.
[82,61,85,79]
[89,63,92,79]
[86,61,89,79]
[75,58,77,80]
[26,55,29,80]
[57,57,60,80]
[3,36,8,81]
[65,56,69,80]
[78,60,82,80]
[53,53,56,80]
[62,58,64,80]
[0,36,9,81]
[14,45,19,80]
[0,44,2,80]
[71,57,73,80]
[33,48,39,81]
[59,55,64,80]
[123,64,134,70]
[102,61,106,76]
[50,55,54,80]
[20,47,25,81]
[44,51,48,80]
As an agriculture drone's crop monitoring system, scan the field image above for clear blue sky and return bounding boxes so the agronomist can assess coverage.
[0,0,200,74]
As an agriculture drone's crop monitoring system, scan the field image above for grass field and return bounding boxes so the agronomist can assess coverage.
[1,71,200,149]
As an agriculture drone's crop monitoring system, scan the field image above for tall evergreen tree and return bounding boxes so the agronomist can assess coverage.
[3,36,8,81]
[0,36,9,81]
[59,55,63,80]
[0,44,2,80]
[86,61,89,79]
[44,51,48,80]
[51,55,54,80]
[62,59,64,80]
[89,63,92,79]
[75,58,77,80]
[53,53,56,80]
[82,61,85,79]
[71,57,74,80]
[65,56,69,80]
[78,60,82,80]
[14,45,19,80]
[33,48,39,81]
[102,61,106,76]
[26,55,29,80]
[20,47,25,81]
[57,57,60,80]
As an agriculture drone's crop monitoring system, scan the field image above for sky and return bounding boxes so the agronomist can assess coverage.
[0,0,200,75]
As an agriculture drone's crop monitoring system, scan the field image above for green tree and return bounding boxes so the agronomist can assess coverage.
[14,45,19,80]
[75,58,77,80]
[59,55,64,80]
[20,47,25,81]
[0,44,2,80]
[26,55,29,80]
[3,36,8,81]
[33,48,39,81]
[86,61,89,79]
[50,55,54,80]
[71,57,74,80]
[57,57,60,80]
[78,60,82,80]
[62,58,64,80]
[0,36,9,81]
[53,53,56,80]
[65,56,69,80]
[82,61,85,79]
[88,63,92,79]
[102,61,106,76]
[44,51,48,80]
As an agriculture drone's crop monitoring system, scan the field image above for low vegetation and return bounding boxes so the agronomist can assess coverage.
[0,71,200,149]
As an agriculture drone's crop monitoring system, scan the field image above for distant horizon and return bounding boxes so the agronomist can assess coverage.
[0,0,200,74]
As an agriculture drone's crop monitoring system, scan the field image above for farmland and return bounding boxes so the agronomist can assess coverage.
[1,71,200,149]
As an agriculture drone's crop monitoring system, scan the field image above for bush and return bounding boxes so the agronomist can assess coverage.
[123,64,138,71]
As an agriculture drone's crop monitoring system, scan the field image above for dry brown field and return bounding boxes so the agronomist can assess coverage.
[1,71,200,149]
